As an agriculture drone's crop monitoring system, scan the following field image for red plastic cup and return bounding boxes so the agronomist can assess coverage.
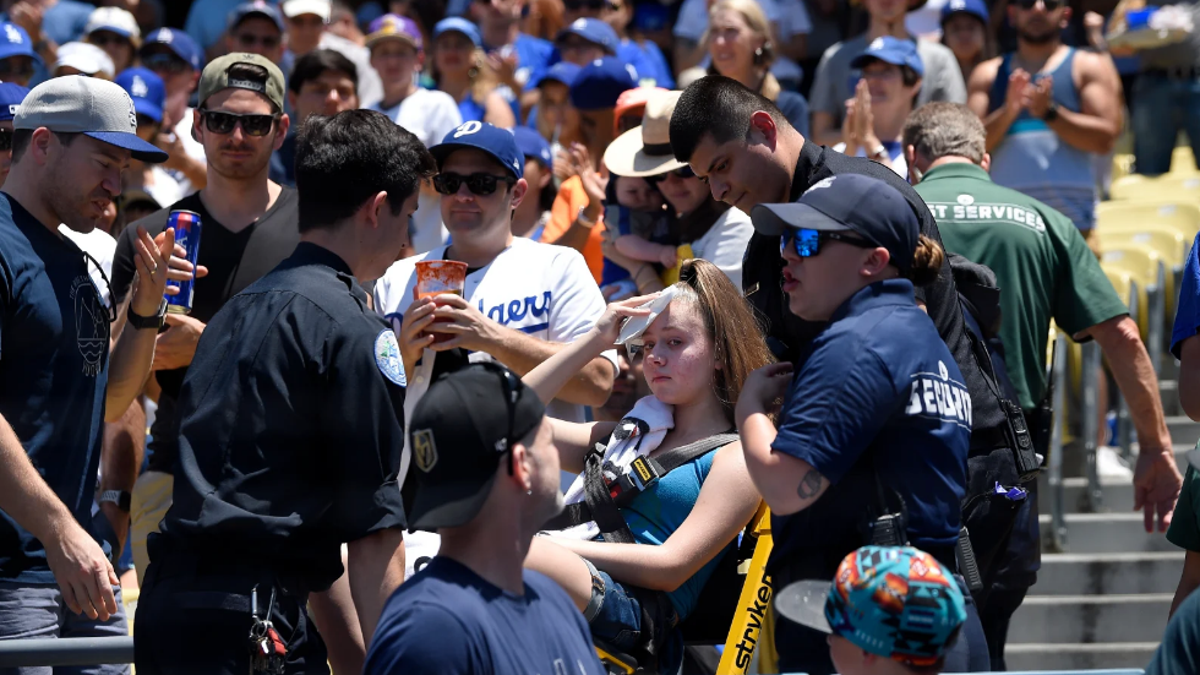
[414,260,468,343]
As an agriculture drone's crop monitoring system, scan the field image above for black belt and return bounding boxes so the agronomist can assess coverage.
[1146,66,1200,80]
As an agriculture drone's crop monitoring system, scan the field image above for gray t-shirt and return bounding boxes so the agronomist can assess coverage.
[809,35,967,124]
[1138,0,1200,70]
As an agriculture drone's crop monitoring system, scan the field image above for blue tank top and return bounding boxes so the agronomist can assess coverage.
[621,447,730,620]
[457,95,487,124]
[987,49,1097,230]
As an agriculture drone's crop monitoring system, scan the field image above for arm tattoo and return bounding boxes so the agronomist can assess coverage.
[797,469,825,500]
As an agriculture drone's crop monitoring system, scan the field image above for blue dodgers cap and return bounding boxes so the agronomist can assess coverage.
[433,17,482,48]
[228,1,287,33]
[850,36,924,78]
[116,67,166,124]
[513,125,552,171]
[750,174,919,273]
[775,547,967,668]
[431,121,524,179]
[0,22,42,65]
[15,76,168,163]
[942,0,989,25]
[556,17,619,54]
[0,82,29,122]
[569,57,638,111]
[534,61,581,88]
[142,28,204,71]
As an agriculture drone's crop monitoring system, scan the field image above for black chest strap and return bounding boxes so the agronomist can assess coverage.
[543,432,739,540]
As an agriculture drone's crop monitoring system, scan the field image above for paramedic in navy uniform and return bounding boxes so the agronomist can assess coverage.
[134,109,435,675]
[736,175,983,674]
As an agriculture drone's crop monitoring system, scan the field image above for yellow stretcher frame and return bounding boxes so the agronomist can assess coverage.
[717,506,774,674]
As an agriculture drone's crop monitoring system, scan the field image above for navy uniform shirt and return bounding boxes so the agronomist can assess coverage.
[0,193,110,584]
[769,279,970,580]
[365,557,605,675]
[157,242,407,592]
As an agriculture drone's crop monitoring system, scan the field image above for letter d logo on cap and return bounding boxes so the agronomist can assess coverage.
[453,121,483,138]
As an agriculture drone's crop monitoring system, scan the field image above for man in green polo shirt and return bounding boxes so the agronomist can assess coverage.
[904,101,1182,669]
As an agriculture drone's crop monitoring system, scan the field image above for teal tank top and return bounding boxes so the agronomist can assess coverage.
[621,447,731,620]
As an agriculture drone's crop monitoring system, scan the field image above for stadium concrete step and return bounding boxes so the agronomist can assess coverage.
[1004,643,1160,670]
[1035,552,1183,596]
[1036,513,1177,553]
[1038,476,1136,513]
[1160,378,1181,418]
[1007,593,1172,644]
[1166,415,1200,446]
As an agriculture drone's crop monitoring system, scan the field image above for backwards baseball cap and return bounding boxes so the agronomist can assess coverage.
[751,174,919,274]
[533,61,581,89]
[116,67,166,124]
[513,125,552,171]
[0,82,29,122]
[776,546,967,667]
[431,121,525,179]
[141,28,204,72]
[0,22,42,65]
[941,0,989,25]
[15,76,168,162]
[569,57,638,112]
[198,52,287,112]
[282,0,332,22]
[53,42,114,78]
[556,17,619,55]
[850,36,924,78]
[366,13,423,50]
[228,1,287,34]
[85,6,141,43]
[433,17,482,49]
[407,362,546,531]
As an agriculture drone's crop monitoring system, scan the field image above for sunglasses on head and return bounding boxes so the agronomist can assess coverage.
[143,52,189,74]
[199,109,280,137]
[1014,0,1066,9]
[780,228,876,257]
[433,172,517,196]
[646,166,696,183]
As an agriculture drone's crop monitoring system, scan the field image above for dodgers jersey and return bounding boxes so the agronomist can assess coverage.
[373,237,619,423]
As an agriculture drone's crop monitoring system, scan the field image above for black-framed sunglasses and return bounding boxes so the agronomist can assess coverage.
[199,109,280,137]
[142,52,189,75]
[0,59,32,80]
[432,172,516,196]
[88,32,131,48]
[1014,0,1065,9]
[780,228,876,257]
[646,166,696,183]
[483,362,523,475]
[0,128,13,152]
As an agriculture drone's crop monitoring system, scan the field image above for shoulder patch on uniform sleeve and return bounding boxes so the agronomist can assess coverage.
[375,329,406,386]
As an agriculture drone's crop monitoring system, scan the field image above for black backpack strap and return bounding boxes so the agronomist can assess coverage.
[642,433,740,477]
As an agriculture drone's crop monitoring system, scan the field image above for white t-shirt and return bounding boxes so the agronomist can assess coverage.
[60,226,117,306]
[171,110,206,197]
[833,141,909,179]
[689,207,754,290]
[374,237,618,578]
[374,237,619,423]
[371,89,464,254]
[144,166,186,211]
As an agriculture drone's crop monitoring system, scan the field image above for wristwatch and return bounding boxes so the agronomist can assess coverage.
[1042,101,1059,123]
[127,297,168,330]
[98,490,131,513]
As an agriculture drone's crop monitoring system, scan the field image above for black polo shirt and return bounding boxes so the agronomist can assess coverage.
[157,242,407,592]
[742,141,1010,457]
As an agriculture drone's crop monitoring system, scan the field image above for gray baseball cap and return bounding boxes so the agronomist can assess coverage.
[198,52,286,112]
[15,75,168,163]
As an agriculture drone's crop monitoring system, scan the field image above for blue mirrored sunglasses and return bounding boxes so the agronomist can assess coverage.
[780,228,875,257]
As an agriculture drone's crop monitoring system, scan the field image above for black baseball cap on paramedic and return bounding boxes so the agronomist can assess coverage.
[407,362,546,531]
[751,173,920,274]
[15,76,168,163]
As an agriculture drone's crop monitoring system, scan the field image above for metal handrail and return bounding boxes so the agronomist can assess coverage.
[1048,333,1069,551]
[0,637,132,667]
[1081,341,1104,512]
